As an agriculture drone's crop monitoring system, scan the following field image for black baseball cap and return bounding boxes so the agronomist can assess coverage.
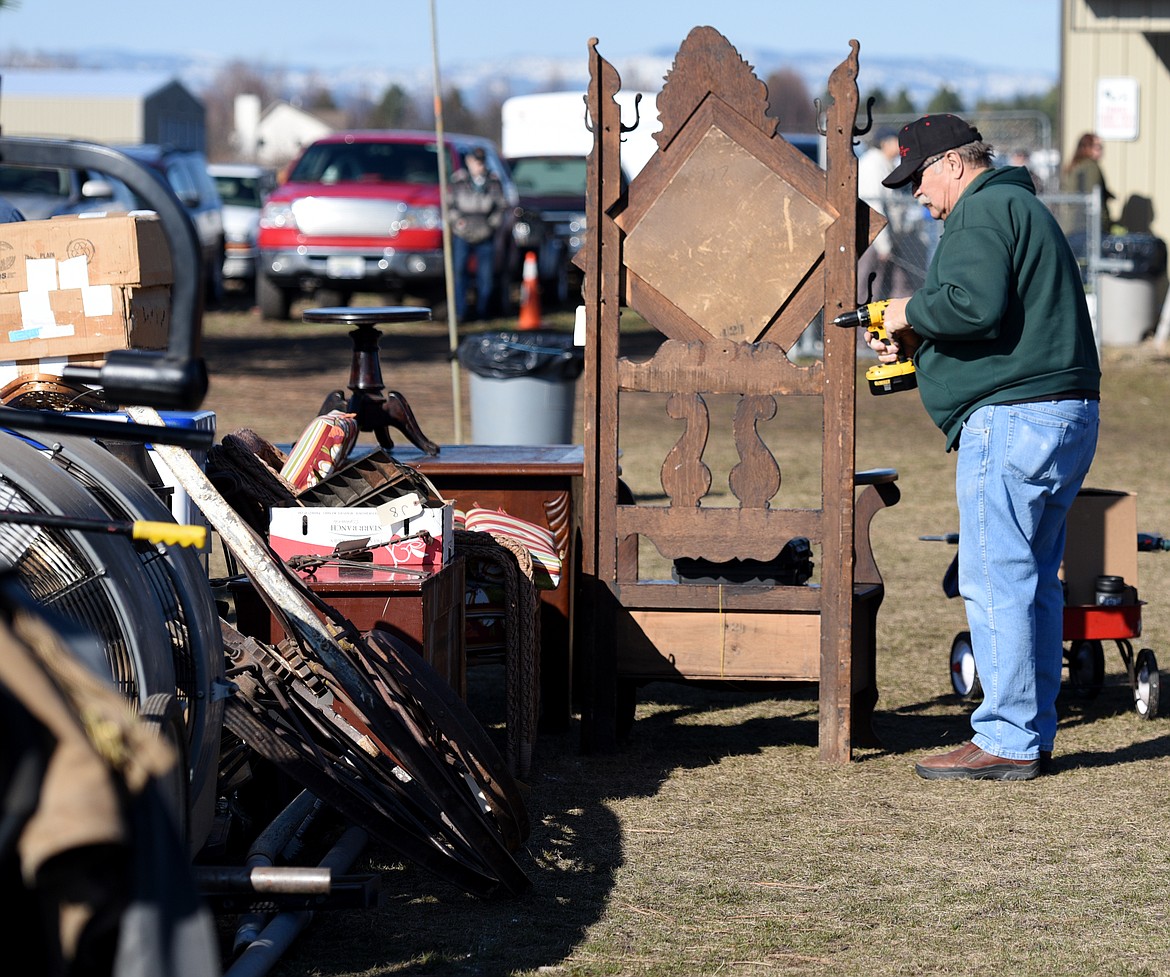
[882,114,982,189]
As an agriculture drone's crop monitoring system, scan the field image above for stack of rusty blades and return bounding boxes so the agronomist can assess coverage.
[294,449,445,509]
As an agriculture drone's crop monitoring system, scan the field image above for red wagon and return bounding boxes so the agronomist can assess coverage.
[927,533,1160,719]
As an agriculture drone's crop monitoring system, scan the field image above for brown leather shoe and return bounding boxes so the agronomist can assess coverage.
[915,741,1040,781]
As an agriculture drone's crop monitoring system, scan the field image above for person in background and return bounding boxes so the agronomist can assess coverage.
[1008,148,1042,191]
[1061,132,1114,234]
[855,126,905,301]
[869,114,1101,782]
[448,146,507,322]
[0,198,24,222]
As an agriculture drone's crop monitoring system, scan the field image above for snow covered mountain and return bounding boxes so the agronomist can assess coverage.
[1,43,1055,112]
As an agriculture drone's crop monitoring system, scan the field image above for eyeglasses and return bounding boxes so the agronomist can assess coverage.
[911,152,947,190]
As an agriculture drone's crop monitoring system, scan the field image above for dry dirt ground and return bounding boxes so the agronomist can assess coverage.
[198,299,1170,977]
[201,298,477,448]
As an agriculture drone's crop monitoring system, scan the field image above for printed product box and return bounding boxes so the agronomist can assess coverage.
[1060,488,1138,606]
[0,213,173,361]
[268,502,454,572]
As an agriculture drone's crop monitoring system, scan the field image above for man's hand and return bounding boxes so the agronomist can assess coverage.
[866,296,921,361]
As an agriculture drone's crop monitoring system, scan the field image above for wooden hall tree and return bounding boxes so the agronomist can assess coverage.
[576,27,900,763]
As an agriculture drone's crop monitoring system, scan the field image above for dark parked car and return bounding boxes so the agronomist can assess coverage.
[0,147,225,305]
[506,154,601,307]
[116,145,226,305]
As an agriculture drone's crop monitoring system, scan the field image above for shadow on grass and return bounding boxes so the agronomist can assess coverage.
[273,674,824,976]
[271,659,1161,974]
[872,672,1158,767]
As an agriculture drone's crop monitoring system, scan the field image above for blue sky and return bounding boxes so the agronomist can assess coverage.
[0,0,1060,77]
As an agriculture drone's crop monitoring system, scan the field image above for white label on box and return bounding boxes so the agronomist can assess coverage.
[14,291,56,333]
[82,284,114,317]
[377,492,423,525]
[58,254,91,290]
[25,258,58,292]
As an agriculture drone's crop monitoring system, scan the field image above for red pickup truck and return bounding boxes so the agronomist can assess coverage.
[257,130,517,319]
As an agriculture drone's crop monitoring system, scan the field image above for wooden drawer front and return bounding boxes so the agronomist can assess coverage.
[619,609,820,680]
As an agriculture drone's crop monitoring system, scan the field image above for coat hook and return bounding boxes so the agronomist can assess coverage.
[583,93,594,133]
[814,98,828,137]
[621,93,642,134]
[852,96,876,141]
[862,270,878,305]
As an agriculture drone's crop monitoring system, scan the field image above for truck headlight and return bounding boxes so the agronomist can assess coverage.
[260,201,297,230]
[400,204,442,230]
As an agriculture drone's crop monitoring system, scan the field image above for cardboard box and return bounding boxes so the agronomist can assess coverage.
[0,213,173,294]
[0,352,105,387]
[0,213,173,362]
[1060,488,1138,605]
[0,285,170,360]
[268,502,454,573]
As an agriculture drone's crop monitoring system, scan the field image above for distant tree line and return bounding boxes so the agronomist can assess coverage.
[0,46,1058,163]
[760,68,1059,138]
[204,59,1060,163]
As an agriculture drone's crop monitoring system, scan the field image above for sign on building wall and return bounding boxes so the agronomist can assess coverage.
[1096,77,1139,141]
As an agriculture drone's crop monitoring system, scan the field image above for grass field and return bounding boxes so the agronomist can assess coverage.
[203,303,1170,977]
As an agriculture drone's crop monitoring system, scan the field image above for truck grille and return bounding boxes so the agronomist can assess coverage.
[292,196,409,237]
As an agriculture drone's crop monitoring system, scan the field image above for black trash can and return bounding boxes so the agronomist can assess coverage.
[1097,233,1167,346]
[456,330,584,444]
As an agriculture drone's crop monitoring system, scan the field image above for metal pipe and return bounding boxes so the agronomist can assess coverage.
[249,790,319,867]
[222,826,368,977]
[232,790,322,952]
[199,865,333,895]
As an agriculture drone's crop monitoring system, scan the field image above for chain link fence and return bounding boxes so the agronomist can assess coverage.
[790,112,1128,357]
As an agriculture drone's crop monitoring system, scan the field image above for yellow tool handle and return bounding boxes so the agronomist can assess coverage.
[131,521,207,549]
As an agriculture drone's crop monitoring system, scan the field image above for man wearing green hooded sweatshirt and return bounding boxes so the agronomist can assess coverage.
[868,115,1100,781]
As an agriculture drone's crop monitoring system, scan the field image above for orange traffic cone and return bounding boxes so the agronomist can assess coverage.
[518,250,542,330]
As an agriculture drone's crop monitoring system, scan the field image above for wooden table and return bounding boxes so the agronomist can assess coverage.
[230,558,466,697]
[390,444,584,731]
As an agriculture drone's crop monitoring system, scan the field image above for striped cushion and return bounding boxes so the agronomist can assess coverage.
[459,506,562,590]
[279,410,359,491]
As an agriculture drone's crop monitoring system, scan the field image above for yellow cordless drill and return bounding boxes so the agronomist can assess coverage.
[832,299,918,395]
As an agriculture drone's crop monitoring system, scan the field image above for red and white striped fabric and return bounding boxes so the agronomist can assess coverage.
[279,410,359,491]
[458,505,562,590]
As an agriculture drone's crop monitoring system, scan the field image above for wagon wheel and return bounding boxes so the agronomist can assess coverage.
[220,619,530,897]
[1067,640,1105,698]
[1132,648,1159,719]
[222,689,502,897]
[949,631,982,700]
[360,629,530,849]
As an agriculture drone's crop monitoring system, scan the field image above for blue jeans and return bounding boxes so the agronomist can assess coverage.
[452,236,495,321]
[957,399,1099,759]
